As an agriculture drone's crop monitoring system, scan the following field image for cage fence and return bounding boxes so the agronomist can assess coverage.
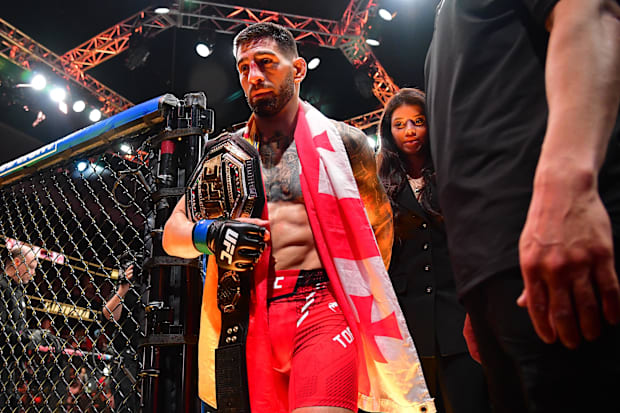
[0,92,211,413]
[0,135,154,412]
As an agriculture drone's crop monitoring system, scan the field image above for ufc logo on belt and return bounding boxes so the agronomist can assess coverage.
[220,229,239,265]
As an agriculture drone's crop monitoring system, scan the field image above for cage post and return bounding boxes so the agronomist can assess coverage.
[143,92,213,412]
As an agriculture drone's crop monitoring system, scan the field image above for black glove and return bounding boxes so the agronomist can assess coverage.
[193,219,266,271]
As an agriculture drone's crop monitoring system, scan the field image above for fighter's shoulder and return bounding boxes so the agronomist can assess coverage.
[330,120,368,154]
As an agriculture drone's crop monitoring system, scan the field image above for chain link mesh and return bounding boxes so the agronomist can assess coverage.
[0,137,154,412]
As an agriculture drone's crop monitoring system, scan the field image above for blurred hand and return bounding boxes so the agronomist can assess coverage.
[519,172,620,349]
[123,265,134,281]
[118,264,134,294]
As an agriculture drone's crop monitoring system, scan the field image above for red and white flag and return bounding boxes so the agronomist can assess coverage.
[292,102,434,412]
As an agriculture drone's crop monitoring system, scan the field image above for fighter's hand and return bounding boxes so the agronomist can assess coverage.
[193,219,267,271]
[519,173,620,349]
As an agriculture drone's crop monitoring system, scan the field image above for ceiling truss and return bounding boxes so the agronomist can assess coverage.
[0,0,398,127]
[0,18,134,114]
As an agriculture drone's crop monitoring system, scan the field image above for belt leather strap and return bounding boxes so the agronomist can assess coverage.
[186,132,263,412]
[215,269,251,412]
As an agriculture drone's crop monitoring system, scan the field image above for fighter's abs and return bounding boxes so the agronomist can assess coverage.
[259,137,303,203]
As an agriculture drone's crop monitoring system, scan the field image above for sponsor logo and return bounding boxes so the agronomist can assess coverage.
[220,228,239,265]
[27,296,96,321]
[297,291,316,328]
[0,142,58,177]
[273,276,285,289]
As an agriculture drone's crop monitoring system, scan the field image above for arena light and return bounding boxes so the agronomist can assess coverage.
[154,0,172,14]
[307,57,321,70]
[89,109,102,122]
[195,27,216,58]
[378,8,394,21]
[195,42,213,58]
[120,143,132,154]
[58,101,68,114]
[50,87,66,102]
[77,161,88,172]
[30,74,46,90]
[73,100,86,113]
[365,17,383,47]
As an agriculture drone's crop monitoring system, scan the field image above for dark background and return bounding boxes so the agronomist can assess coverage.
[0,0,438,164]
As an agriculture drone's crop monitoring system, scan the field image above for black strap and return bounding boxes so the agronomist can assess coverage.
[216,268,251,412]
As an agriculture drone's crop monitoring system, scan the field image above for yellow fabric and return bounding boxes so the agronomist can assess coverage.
[197,256,220,407]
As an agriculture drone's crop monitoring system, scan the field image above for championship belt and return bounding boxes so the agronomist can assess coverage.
[186,132,264,413]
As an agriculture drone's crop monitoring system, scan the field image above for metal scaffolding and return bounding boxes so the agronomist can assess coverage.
[0,18,134,115]
[345,108,382,131]
[0,0,399,122]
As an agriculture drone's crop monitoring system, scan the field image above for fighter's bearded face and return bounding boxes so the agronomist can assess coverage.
[236,38,296,117]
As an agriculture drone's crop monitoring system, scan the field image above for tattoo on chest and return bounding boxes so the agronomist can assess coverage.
[258,133,303,202]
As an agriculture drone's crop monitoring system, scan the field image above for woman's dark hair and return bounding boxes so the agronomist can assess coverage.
[377,88,441,217]
[233,22,298,59]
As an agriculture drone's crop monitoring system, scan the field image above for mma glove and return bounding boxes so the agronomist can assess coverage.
[192,219,266,271]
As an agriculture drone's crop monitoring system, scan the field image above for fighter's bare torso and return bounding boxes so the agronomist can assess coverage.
[258,131,321,271]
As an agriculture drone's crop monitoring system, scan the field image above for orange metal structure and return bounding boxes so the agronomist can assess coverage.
[0,0,398,124]
[0,18,134,114]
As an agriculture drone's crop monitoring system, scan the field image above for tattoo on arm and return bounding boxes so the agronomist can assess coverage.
[336,122,394,268]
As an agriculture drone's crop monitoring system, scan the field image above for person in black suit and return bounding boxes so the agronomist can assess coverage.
[376,88,491,413]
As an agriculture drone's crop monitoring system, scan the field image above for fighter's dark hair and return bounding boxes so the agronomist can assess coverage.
[233,22,298,59]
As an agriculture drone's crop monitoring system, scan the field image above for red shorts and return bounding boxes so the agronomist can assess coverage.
[267,269,358,411]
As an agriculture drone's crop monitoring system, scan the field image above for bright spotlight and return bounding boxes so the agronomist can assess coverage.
[50,87,66,102]
[120,143,132,154]
[58,101,68,114]
[154,7,170,14]
[366,38,380,47]
[73,100,86,113]
[195,42,213,58]
[30,74,46,90]
[77,161,88,172]
[307,57,321,70]
[378,8,393,21]
[196,28,216,58]
[89,109,102,122]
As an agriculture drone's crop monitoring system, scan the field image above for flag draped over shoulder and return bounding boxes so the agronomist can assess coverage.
[293,102,433,412]
[198,102,434,413]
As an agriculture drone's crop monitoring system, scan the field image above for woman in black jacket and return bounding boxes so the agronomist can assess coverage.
[377,88,491,413]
